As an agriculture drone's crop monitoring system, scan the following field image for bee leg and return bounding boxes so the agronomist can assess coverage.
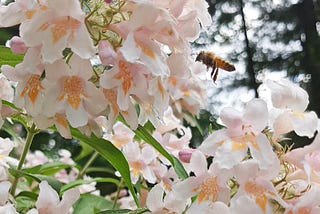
[212,68,219,83]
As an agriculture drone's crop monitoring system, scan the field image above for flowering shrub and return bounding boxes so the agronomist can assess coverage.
[0,0,319,213]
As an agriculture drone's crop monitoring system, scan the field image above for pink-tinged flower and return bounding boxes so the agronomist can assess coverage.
[120,31,169,76]
[284,184,320,214]
[284,133,320,183]
[122,142,157,184]
[0,0,43,27]
[153,127,191,164]
[0,73,14,102]
[262,79,318,138]
[20,0,95,63]
[1,47,45,116]
[99,54,148,111]
[26,181,80,214]
[105,121,135,148]
[33,113,71,139]
[232,160,286,212]
[43,55,106,128]
[174,151,232,204]
[166,53,206,116]
[98,40,117,66]
[199,99,276,170]
[146,183,189,214]
[7,36,28,54]
[0,137,18,172]
[26,150,50,167]
[102,88,138,130]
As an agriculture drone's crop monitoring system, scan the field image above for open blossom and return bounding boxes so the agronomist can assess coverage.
[100,53,148,111]
[105,121,135,148]
[174,151,232,204]
[284,183,320,214]
[284,131,320,183]
[146,183,189,214]
[1,47,45,116]
[0,0,43,27]
[20,0,95,63]
[42,55,106,128]
[199,99,277,170]
[260,79,318,138]
[27,181,80,214]
[122,142,158,184]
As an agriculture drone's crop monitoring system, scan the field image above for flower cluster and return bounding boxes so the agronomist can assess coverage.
[0,0,210,138]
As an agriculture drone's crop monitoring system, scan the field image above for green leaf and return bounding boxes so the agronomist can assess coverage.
[23,161,70,175]
[8,168,62,193]
[75,141,94,161]
[172,156,188,179]
[70,128,139,207]
[134,125,188,179]
[15,196,36,213]
[60,177,119,194]
[0,46,24,67]
[15,191,38,200]
[73,194,113,214]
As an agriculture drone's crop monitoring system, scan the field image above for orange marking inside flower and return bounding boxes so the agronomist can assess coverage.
[25,9,36,19]
[112,135,130,148]
[168,76,177,86]
[193,176,219,203]
[157,78,165,99]
[20,74,44,104]
[103,89,119,116]
[140,45,155,59]
[113,60,133,95]
[130,161,143,176]
[245,181,269,212]
[57,76,88,110]
[55,114,68,128]
[38,16,81,44]
[231,140,247,151]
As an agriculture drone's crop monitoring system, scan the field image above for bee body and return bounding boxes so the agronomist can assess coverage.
[196,51,235,82]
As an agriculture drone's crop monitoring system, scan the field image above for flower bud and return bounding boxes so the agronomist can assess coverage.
[178,149,195,163]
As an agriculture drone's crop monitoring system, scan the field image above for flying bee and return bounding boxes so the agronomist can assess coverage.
[196,51,235,83]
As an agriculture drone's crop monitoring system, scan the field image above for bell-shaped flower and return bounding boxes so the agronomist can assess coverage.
[199,99,275,170]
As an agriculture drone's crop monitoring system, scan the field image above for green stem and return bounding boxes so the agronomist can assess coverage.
[10,123,38,196]
[77,151,99,179]
[112,179,123,209]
